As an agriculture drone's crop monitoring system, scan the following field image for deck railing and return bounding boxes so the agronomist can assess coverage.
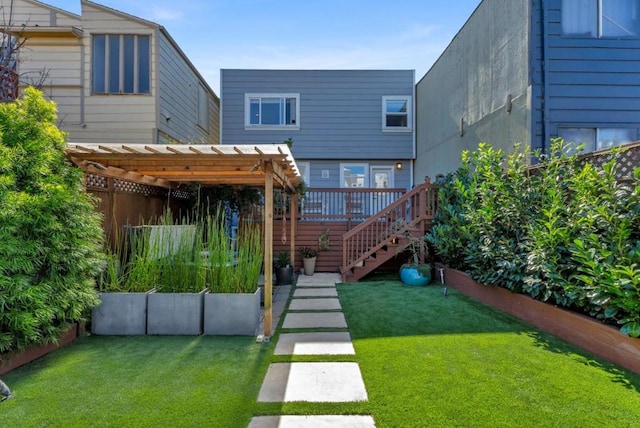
[342,179,438,275]
[299,187,406,223]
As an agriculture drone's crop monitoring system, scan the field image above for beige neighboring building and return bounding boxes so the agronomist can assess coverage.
[3,0,219,145]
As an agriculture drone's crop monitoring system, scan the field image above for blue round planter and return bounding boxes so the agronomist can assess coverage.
[400,264,432,287]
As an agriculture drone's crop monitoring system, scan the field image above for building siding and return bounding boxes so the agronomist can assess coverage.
[542,0,640,141]
[221,69,414,189]
[415,0,531,179]
[221,69,414,160]
[157,32,219,144]
[7,0,218,146]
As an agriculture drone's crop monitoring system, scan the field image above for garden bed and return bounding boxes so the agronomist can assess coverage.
[0,323,79,375]
[439,264,640,375]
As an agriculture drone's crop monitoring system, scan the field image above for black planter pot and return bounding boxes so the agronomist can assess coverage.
[275,266,294,285]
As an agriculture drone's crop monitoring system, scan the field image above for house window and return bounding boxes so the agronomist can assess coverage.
[92,34,150,94]
[562,0,640,37]
[245,93,300,129]
[558,127,636,152]
[197,84,209,131]
[382,96,412,131]
[341,164,368,188]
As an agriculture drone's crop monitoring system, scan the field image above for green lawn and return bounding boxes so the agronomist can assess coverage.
[1,336,272,427]
[339,280,640,427]
[2,280,640,427]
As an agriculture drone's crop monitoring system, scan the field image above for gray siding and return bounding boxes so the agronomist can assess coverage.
[415,0,532,179]
[157,32,219,144]
[221,69,414,160]
[540,0,640,143]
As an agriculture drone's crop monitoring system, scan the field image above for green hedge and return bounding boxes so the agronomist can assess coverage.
[0,88,105,353]
[427,141,640,337]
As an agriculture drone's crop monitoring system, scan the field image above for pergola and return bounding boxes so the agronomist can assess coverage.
[66,143,301,337]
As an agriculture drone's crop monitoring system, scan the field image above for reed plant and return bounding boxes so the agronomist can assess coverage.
[205,207,263,293]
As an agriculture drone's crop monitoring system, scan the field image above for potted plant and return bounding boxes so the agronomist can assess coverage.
[301,246,319,276]
[274,251,294,285]
[398,232,432,286]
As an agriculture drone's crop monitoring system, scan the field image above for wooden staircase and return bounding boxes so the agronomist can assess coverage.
[341,178,437,282]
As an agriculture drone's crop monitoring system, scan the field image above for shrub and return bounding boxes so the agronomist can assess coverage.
[0,88,105,353]
[427,140,640,337]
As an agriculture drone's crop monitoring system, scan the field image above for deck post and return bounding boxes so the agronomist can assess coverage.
[290,194,297,269]
[264,162,274,337]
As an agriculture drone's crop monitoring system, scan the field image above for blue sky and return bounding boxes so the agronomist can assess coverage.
[45,0,481,94]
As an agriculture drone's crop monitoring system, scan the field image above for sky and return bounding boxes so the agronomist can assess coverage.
[45,0,481,94]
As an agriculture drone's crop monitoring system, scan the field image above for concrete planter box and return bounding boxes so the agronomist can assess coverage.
[203,289,261,336]
[147,289,207,335]
[91,291,153,336]
[439,264,640,375]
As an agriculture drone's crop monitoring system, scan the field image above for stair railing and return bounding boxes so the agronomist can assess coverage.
[341,177,437,278]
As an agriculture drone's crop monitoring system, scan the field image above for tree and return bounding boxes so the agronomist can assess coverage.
[0,87,104,353]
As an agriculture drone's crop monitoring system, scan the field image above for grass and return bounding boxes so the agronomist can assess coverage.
[1,336,271,427]
[3,278,640,427]
[338,280,640,427]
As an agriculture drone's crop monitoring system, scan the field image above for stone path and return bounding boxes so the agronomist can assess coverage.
[250,273,375,428]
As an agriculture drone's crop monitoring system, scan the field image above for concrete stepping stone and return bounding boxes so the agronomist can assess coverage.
[257,362,368,402]
[282,312,347,329]
[248,415,376,428]
[296,273,342,287]
[289,298,341,311]
[274,332,355,355]
[293,288,337,298]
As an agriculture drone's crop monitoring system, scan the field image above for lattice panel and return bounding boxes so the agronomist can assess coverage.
[85,173,107,189]
[170,189,192,200]
[579,144,640,179]
[114,179,165,196]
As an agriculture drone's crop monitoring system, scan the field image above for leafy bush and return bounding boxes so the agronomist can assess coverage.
[0,88,105,353]
[427,140,640,337]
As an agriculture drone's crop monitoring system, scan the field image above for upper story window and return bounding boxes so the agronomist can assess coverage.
[245,93,300,129]
[558,127,636,152]
[562,0,640,38]
[382,96,412,132]
[92,34,151,94]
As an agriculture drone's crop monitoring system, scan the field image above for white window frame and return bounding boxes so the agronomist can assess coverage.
[562,0,640,38]
[244,93,300,130]
[340,163,369,188]
[382,96,412,132]
[557,126,636,152]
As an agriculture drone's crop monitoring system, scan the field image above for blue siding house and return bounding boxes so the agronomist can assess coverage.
[221,69,415,191]
[415,0,640,179]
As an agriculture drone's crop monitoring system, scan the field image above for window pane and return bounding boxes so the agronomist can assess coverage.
[137,36,150,94]
[286,97,296,124]
[123,36,135,93]
[108,36,120,93]
[92,35,105,93]
[597,128,635,149]
[386,100,407,113]
[249,98,260,125]
[602,0,640,36]
[562,0,597,36]
[261,97,282,125]
[386,114,408,127]
[343,165,366,188]
[558,127,596,151]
